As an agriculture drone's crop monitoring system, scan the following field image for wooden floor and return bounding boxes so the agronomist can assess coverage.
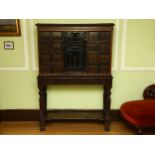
[0,121,155,135]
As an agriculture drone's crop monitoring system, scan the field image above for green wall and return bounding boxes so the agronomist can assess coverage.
[0,19,155,110]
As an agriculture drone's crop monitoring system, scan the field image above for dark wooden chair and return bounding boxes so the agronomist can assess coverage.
[120,84,155,134]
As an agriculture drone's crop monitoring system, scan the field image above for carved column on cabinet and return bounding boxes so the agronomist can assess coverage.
[38,84,47,131]
[103,76,112,131]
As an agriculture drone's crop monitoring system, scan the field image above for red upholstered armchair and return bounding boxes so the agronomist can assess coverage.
[120,84,155,134]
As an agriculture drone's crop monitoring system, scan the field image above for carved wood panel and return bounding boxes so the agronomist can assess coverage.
[38,30,112,74]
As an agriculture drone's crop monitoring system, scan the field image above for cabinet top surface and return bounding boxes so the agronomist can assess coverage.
[36,23,115,27]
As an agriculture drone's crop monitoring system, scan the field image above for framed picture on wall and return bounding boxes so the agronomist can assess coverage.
[0,19,20,36]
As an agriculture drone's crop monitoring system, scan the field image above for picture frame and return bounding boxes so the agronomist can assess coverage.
[4,41,14,50]
[0,19,20,36]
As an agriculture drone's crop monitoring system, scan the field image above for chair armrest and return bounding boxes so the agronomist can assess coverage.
[143,84,155,99]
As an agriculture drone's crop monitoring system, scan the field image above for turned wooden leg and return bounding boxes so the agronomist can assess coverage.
[0,111,1,123]
[39,85,47,131]
[104,79,112,131]
[40,113,45,131]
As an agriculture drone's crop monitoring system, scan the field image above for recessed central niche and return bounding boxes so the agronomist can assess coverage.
[63,32,86,71]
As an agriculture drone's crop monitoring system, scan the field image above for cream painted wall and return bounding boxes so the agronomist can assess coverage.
[0,19,155,110]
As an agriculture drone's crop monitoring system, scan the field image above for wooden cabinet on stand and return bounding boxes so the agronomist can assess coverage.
[36,23,114,131]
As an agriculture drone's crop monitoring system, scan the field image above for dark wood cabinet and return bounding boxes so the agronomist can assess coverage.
[36,23,114,131]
